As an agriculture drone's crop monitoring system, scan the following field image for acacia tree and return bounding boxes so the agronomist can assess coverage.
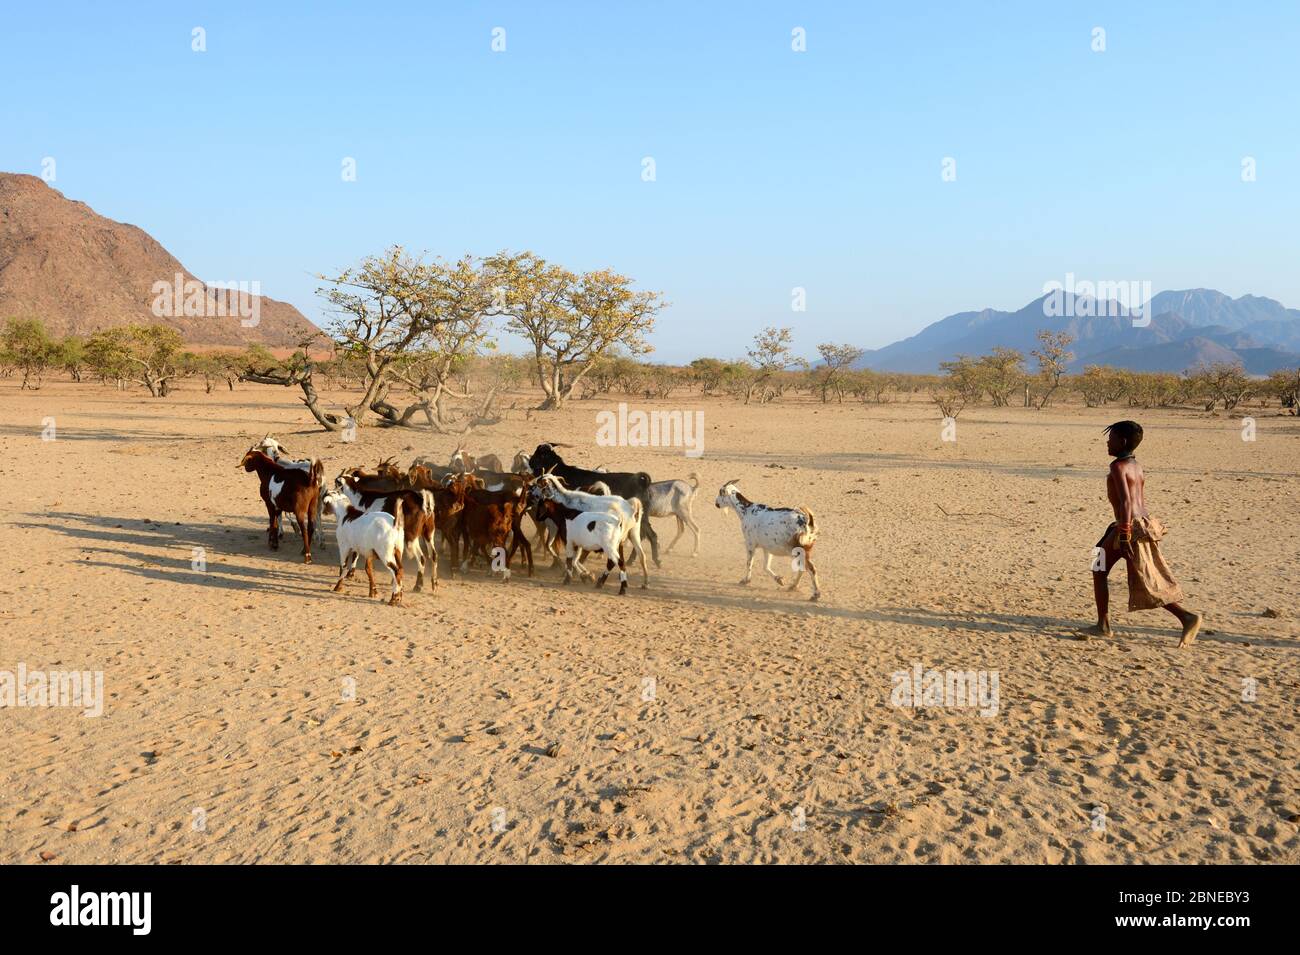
[2,318,57,389]
[241,339,345,428]
[1031,330,1074,409]
[1267,366,1300,414]
[745,326,795,404]
[1075,364,1128,408]
[85,325,188,396]
[976,347,1025,407]
[187,351,244,393]
[1186,362,1253,411]
[244,248,501,431]
[488,251,663,410]
[370,256,500,430]
[937,355,985,405]
[815,342,864,403]
[851,368,897,403]
[58,335,86,382]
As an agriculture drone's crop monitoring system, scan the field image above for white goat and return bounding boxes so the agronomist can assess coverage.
[715,480,821,600]
[648,472,701,556]
[540,499,635,595]
[332,474,437,592]
[322,490,406,605]
[527,477,609,571]
[532,473,649,588]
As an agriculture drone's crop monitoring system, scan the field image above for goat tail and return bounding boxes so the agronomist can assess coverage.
[798,507,818,546]
[310,459,325,486]
[393,494,406,552]
[421,489,435,516]
[687,472,700,491]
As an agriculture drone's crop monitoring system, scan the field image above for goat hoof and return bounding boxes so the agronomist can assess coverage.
[304,555,313,564]
[773,577,786,587]
[618,583,628,595]
[331,582,345,593]
[368,588,378,598]
[809,593,821,602]
[389,595,403,606]
[737,579,750,586]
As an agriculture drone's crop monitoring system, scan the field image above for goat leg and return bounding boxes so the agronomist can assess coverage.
[642,510,662,568]
[333,550,352,593]
[294,511,312,563]
[265,500,280,550]
[387,556,403,606]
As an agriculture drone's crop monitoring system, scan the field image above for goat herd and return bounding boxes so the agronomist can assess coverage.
[237,436,823,606]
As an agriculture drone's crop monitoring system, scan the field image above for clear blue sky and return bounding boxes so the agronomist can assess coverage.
[3,1,1298,362]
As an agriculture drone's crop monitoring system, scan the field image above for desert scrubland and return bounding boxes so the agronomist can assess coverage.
[1,382,1297,863]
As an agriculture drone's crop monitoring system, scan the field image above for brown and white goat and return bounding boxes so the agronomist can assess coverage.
[239,449,323,563]
[251,435,325,544]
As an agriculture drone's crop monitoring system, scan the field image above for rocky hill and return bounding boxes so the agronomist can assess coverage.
[0,173,319,347]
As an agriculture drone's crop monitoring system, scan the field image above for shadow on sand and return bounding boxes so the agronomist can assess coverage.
[17,511,1294,649]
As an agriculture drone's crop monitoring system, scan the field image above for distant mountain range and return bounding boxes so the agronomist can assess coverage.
[0,173,318,347]
[856,289,1300,375]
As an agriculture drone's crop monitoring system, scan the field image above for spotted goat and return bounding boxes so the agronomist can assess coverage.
[714,480,821,600]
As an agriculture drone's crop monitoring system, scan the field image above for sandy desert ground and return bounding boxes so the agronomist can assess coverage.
[1,381,1297,864]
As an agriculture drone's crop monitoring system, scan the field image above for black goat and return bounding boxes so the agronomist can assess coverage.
[528,443,661,567]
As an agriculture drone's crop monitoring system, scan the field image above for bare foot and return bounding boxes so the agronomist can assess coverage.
[1178,612,1202,648]
[1078,622,1112,640]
